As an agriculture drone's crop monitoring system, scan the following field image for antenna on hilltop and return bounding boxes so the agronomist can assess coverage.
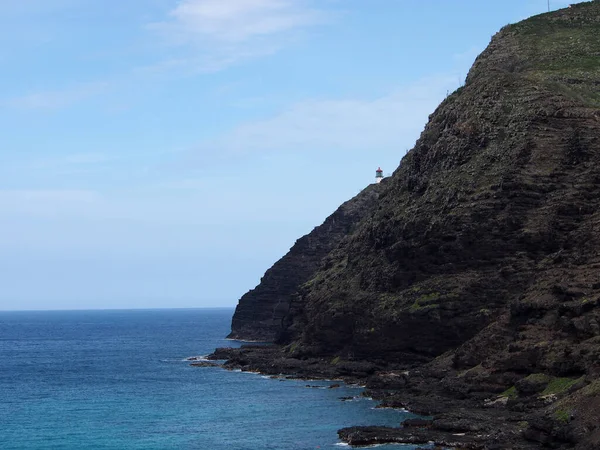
[548,0,550,12]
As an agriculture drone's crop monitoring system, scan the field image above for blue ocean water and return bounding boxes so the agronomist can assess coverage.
[0,309,418,449]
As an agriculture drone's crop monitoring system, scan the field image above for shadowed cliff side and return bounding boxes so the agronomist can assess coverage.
[223,3,600,448]
[286,3,600,448]
[228,183,382,341]
[290,0,600,361]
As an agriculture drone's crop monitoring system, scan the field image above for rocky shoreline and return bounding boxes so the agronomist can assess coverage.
[213,4,600,449]
[201,345,545,449]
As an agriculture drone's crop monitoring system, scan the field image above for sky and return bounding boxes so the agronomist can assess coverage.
[0,0,579,311]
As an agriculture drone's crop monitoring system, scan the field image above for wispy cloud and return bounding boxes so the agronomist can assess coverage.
[188,75,458,161]
[148,0,330,72]
[0,189,101,217]
[136,43,281,75]
[152,0,328,43]
[7,81,108,111]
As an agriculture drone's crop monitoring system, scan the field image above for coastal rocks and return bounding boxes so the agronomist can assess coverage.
[338,426,487,449]
[189,361,220,368]
[202,343,543,448]
[222,2,600,449]
[402,418,433,428]
[366,371,409,389]
[187,355,222,367]
[205,345,395,384]
[337,401,542,448]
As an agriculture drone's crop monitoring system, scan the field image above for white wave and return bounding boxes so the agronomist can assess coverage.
[224,338,272,343]
[184,355,210,362]
[161,358,190,363]
[371,404,406,412]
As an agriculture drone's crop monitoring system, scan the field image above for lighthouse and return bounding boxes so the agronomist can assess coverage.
[375,167,384,183]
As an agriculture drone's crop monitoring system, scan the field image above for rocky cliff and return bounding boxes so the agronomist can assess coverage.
[226,2,600,448]
[228,183,382,341]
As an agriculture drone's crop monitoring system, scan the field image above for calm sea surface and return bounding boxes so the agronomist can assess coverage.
[0,309,418,449]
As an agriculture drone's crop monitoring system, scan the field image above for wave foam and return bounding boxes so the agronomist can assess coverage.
[184,355,210,362]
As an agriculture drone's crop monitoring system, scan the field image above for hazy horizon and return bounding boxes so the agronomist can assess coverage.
[0,306,235,312]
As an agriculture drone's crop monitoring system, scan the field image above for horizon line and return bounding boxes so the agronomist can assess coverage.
[0,306,236,313]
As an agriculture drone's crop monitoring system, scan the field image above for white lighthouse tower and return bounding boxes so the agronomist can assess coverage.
[375,167,384,183]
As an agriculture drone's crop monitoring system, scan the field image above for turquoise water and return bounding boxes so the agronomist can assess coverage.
[0,309,417,449]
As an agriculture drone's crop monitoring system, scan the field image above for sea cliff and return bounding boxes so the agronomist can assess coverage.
[221,3,600,448]
[228,183,382,341]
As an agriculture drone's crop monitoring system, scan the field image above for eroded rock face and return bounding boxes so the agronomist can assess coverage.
[227,184,381,341]
[291,1,600,364]
[225,3,600,447]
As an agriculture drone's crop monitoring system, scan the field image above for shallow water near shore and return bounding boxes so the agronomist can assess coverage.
[0,308,421,449]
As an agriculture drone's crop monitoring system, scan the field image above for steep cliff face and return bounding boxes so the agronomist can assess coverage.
[289,1,600,363]
[227,3,600,448]
[291,3,600,447]
[228,183,381,341]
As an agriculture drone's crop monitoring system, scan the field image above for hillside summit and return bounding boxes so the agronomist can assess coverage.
[221,3,600,448]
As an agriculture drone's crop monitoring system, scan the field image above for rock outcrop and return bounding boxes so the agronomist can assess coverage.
[290,2,600,365]
[228,183,381,341]
[225,2,600,448]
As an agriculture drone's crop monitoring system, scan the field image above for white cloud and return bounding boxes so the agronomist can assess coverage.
[7,81,108,111]
[136,43,281,75]
[153,0,327,43]
[148,0,330,71]
[193,75,458,158]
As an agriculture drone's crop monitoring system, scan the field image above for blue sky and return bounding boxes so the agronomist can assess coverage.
[0,0,578,310]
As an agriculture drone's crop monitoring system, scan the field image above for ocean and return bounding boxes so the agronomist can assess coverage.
[0,308,418,449]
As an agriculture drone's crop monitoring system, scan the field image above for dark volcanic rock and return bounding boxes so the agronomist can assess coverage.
[189,361,220,368]
[205,345,395,384]
[338,426,487,449]
[227,184,381,341]
[402,418,432,428]
[223,3,600,449]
